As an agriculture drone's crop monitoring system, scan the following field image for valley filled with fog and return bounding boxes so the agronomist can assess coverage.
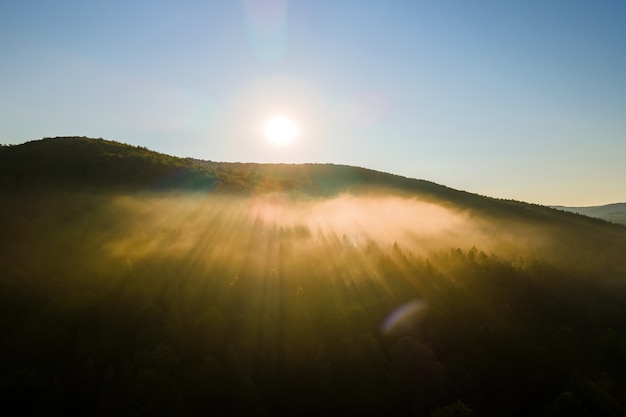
[2,188,625,416]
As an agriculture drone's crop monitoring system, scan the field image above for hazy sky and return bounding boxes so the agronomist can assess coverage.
[2,1,625,206]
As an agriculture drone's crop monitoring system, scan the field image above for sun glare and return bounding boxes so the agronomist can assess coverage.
[264,115,299,146]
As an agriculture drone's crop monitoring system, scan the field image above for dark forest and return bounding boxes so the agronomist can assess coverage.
[1,138,625,416]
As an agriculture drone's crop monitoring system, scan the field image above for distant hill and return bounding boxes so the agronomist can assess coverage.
[2,136,619,229]
[0,137,461,195]
[551,203,626,225]
[0,137,484,196]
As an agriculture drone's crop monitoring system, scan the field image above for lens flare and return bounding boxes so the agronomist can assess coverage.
[381,300,426,335]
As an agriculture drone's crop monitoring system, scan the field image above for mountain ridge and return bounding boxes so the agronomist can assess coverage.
[2,136,624,235]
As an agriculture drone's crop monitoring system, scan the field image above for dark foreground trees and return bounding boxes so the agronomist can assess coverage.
[1,191,625,416]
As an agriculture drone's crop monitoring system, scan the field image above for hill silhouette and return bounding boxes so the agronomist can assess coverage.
[0,137,483,198]
[2,137,620,226]
[1,137,625,416]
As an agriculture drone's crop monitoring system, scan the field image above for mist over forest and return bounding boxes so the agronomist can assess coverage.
[1,138,626,416]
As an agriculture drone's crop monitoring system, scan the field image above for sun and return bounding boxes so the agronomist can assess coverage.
[263,115,299,146]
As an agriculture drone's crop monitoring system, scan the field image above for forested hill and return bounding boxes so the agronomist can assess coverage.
[2,137,626,416]
[0,136,230,191]
[1,136,620,230]
[0,137,481,202]
[0,136,450,194]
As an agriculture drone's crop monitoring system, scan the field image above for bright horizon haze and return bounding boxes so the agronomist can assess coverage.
[1,1,625,206]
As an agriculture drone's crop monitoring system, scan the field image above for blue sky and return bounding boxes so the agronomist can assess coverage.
[1,0,625,205]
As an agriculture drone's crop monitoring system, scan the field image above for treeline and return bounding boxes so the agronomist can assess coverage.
[1,191,625,416]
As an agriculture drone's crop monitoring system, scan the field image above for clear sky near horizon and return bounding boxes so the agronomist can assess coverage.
[1,1,625,206]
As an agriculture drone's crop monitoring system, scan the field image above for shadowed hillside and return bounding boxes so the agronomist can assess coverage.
[1,137,485,200]
[1,137,625,416]
[3,137,623,226]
